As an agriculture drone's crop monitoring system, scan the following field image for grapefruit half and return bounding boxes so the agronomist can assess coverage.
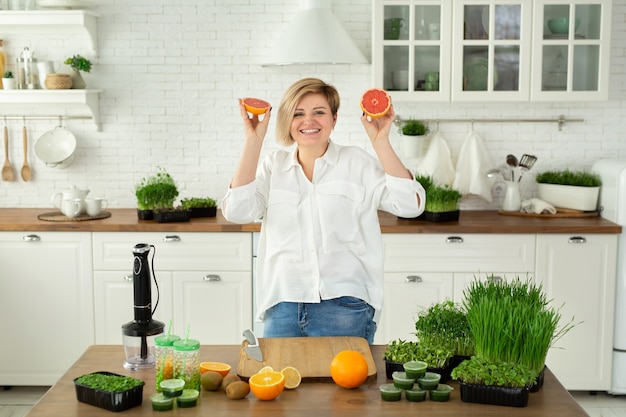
[243,97,271,115]
[360,88,391,118]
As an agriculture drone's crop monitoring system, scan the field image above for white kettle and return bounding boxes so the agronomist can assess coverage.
[51,186,90,214]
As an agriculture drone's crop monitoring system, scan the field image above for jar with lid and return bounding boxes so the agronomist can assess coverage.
[154,334,181,391]
[16,47,39,89]
[172,339,201,391]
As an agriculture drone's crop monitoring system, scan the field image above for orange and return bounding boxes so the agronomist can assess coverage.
[200,361,231,377]
[248,370,285,400]
[330,350,369,389]
[243,97,271,115]
[280,366,301,390]
[360,88,391,118]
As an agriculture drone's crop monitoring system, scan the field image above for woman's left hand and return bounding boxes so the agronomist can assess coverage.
[360,104,396,144]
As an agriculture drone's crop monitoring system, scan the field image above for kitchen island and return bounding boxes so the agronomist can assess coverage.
[25,345,588,417]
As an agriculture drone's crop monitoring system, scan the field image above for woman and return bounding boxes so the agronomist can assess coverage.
[222,78,424,343]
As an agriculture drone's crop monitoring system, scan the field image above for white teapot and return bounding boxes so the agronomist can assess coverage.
[51,186,90,214]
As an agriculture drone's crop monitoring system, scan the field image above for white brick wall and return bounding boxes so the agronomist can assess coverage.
[0,0,623,210]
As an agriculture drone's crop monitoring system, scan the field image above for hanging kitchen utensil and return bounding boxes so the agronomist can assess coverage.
[2,118,15,181]
[21,118,32,181]
[35,119,77,169]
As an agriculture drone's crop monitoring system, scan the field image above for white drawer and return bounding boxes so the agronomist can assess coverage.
[383,234,535,273]
[93,232,252,271]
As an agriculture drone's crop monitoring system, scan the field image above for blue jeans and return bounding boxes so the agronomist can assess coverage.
[263,296,377,344]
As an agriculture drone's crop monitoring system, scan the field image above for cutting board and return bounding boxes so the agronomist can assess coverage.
[498,208,599,218]
[237,336,377,382]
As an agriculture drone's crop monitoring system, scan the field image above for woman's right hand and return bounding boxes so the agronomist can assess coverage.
[239,98,271,142]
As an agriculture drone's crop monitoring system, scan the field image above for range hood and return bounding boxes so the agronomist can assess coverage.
[262,0,369,66]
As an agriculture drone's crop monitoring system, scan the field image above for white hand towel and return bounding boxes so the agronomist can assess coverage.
[521,198,557,214]
[453,130,494,203]
[417,131,456,186]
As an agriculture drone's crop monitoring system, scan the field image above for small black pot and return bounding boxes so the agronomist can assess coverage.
[137,209,153,220]
[423,210,460,223]
[188,206,217,218]
[384,360,405,379]
[154,210,190,223]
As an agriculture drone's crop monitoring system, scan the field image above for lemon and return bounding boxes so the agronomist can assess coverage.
[258,365,274,373]
[281,366,301,389]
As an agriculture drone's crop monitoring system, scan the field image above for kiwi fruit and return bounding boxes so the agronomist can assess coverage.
[201,371,223,391]
[220,374,242,391]
[225,380,250,399]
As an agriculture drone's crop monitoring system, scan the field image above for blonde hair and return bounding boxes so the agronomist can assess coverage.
[275,78,340,146]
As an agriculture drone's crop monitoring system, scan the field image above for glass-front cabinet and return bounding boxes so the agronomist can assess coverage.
[531,0,611,101]
[373,0,612,102]
[373,0,452,101]
[451,0,532,101]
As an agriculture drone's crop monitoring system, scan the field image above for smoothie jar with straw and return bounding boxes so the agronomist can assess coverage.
[173,338,201,391]
[155,334,180,391]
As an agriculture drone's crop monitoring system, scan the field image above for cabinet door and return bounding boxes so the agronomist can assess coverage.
[374,0,453,101]
[93,271,173,344]
[377,272,453,345]
[531,0,611,101]
[452,0,532,101]
[0,232,94,385]
[536,234,617,390]
[173,271,252,344]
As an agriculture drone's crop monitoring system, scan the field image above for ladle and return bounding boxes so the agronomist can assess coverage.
[2,118,15,182]
[21,118,32,182]
[506,154,519,182]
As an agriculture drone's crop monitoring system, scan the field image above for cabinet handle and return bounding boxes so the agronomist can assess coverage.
[22,234,41,242]
[163,235,181,242]
[446,236,464,243]
[486,275,503,282]
[124,275,133,282]
[204,274,221,282]
[568,236,587,244]
[405,275,423,283]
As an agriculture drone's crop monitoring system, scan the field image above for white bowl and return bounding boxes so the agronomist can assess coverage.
[35,126,77,167]
[537,183,600,211]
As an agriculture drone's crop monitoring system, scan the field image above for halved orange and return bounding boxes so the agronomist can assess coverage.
[281,366,301,390]
[360,88,391,118]
[249,370,285,400]
[200,361,231,377]
[243,97,271,115]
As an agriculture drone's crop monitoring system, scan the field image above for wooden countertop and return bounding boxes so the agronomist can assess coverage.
[0,208,620,234]
[25,345,589,417]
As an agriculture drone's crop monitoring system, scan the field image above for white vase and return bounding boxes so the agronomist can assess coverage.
[70,69,86,89]
[401,134,425,159]
[502,181,521,212]
[2,78,16,90]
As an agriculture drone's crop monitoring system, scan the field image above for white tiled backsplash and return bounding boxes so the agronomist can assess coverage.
[0,0,624,210]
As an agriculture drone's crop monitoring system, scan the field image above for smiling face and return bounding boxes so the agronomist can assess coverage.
[290,92,337,149]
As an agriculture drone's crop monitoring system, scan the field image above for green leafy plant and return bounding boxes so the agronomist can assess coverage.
[75,373,144,393]
[451,356,537,388]
[383,338,453,368]
[64,54,92,73]
[3,71,13,79]
[415,174,463,213]
[415,300,474,357]
[383,339,420,363]
[462,275,578,376]
[135,167,179,210]
[180,197,217,209]
[401,119,428,136]
[535,169,601,187]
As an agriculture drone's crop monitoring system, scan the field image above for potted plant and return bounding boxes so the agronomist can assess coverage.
[535,169,601,211]
[414,174,463,222]
[2,71,15,90]
[451,356,537,407]
[180,197,217,218]
[400,119,428,158]
[64,54,92,89]
[383,339,420,378]
[134,167,179,220]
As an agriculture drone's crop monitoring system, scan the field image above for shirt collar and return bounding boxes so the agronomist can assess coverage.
[282,140,340,172]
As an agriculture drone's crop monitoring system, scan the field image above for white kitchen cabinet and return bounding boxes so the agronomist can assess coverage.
[0,231,94,386]
[377,233,535,344]
[93,232,252,345]
[536,234,617,390]
[531,0,612,101]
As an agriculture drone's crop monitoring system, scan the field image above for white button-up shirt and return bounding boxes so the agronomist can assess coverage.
[221,141,425,323]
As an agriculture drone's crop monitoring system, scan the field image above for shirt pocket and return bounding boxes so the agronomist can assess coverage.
[316,181,366,254]
[265,189,302,261]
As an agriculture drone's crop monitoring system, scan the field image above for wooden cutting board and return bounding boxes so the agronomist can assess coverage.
[237,336,377,382]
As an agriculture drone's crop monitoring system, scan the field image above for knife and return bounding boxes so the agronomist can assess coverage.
[242,329,263,361]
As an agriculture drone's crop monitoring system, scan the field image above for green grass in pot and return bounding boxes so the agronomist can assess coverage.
[135,167,179,211]
[401,119,428,136]
[415,174,463,213]
[535,169,601,187]
[415,300,474,357]
[180,197,217,209]
[451,356,537,388]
